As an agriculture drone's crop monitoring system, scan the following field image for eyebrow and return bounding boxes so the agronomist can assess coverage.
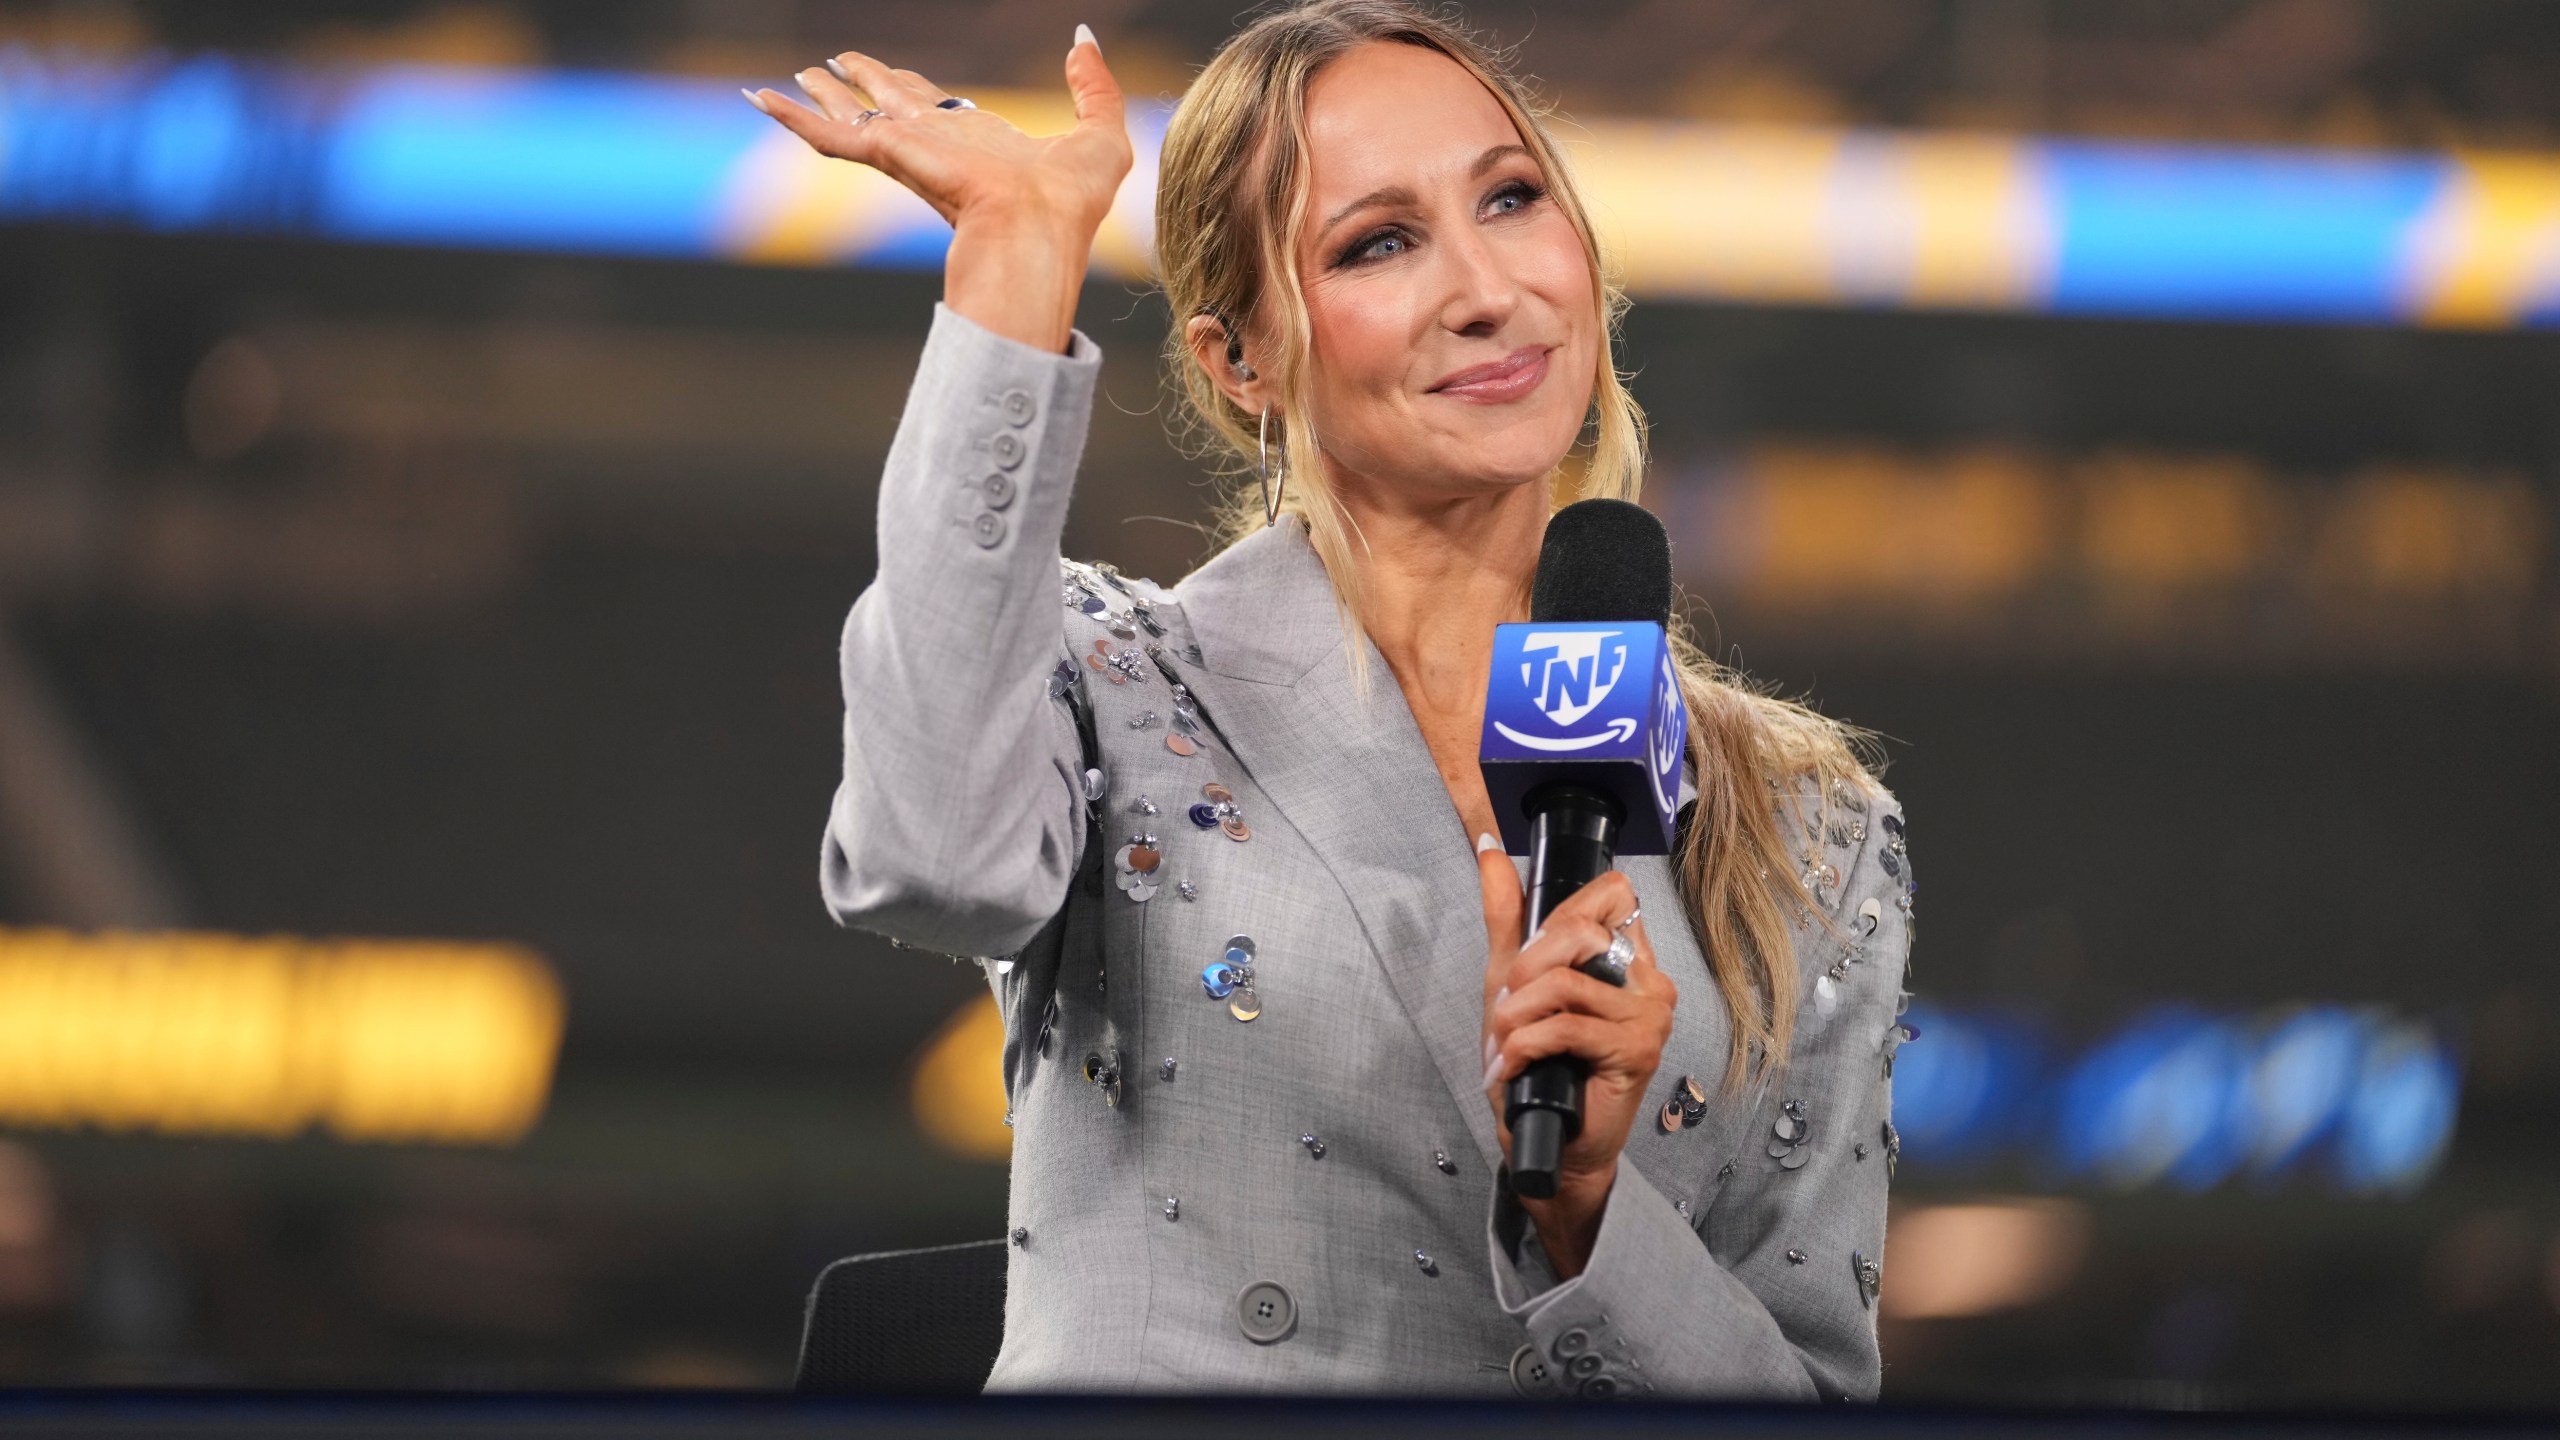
[1319,143,1537,231]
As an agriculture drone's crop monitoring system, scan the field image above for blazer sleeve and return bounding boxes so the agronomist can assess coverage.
[1484,792,1912,1403]
[820,303,1104,957]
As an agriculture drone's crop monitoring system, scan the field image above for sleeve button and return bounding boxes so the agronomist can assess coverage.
[1507,1343,1553,1396]
[981,472,1017,510]
[990,430,1027,468]
[971,510,1007,548]
[1001,388,1036,426]
[1578,1375,1619,1400]
[1567,1353,1603,1379]
[1552,1327,1591,1358]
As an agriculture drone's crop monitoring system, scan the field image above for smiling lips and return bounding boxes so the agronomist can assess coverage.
[1427,345,1552,403]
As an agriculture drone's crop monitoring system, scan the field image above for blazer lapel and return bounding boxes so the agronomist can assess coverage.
[1172,525,1507,1172]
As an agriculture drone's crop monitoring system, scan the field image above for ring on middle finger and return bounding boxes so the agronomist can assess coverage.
[853,107,887,125]
[1614,905,1642,934]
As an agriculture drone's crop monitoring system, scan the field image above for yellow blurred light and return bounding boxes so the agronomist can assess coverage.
[2077,453,2274,589]
[0,928,562,1145]
[1880,1198,2091,1319]
[2312,468,2542,599]
[1740,442,2056,604]
[1574,125,1846,306]
[1692,444,2546,622]
[910,992,1012,1162]
[2402,154,2560,329]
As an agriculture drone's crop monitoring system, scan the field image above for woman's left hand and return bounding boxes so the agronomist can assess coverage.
[1476,843,1678,1279]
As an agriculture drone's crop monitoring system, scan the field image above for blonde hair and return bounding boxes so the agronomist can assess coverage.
[1154,0,1884,1092]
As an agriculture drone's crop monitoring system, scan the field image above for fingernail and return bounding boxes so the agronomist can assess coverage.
[1492,986,1508,1008]
[1482,1049,1504,1090]
[794,68,823,95]
[824,56,852,83]
[1476,832,1501,854]
[1075,22,1099,52]
[739,87,770,114]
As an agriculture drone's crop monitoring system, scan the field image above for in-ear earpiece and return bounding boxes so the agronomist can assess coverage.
[1204,306,1256,383]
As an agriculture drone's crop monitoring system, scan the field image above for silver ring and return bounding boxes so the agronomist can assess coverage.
[853,107,887,125]
[937,96,977,110]
[1589,932,1636,985]
[1614,906,1642,934]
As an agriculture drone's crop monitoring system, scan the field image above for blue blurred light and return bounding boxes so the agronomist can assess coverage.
[131,58,249,229]
[2245,1007,2365,1177]
[320,66,765,256]
[2054,1009,2254,1191]
[1885,1003,1991,1151]
[1884,1003,2047,1164]
[2336,1022,2460,1195]
[2044,141,2445,322]
[1877,1000,2455,1196]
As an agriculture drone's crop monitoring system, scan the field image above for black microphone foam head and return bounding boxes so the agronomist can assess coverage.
[1531,498,1673,626]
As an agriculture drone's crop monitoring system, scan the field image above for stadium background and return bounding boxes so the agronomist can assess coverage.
[0,0,2555,1406]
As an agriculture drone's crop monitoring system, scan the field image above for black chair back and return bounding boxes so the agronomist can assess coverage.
[794,1238,1007,1394]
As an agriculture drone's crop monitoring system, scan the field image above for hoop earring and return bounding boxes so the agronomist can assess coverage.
[1256,406,1288,528]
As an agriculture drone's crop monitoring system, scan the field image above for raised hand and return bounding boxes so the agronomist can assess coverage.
[745,27,1132,352]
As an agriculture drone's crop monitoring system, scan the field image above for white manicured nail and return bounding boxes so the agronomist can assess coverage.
[740,88,770,114]
[1493,986,1508,1008]
[1476,832,1500,854]
[1482,1047,1505,1090]
[1075,23,1098,52]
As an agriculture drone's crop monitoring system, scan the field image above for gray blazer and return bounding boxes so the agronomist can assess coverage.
[822,306,1913,1400]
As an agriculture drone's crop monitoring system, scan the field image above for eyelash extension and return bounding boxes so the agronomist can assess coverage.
[1329,179,1551,270]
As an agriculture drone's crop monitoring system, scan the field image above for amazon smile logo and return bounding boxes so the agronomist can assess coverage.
[1492,716,1640,751]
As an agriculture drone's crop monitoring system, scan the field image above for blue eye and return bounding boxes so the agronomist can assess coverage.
[1338,229,1409,267]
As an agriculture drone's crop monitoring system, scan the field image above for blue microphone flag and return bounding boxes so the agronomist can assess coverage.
[1477,620,1686,856]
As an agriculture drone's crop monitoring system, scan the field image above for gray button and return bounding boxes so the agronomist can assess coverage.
[1507,1343,1554,1396]
[1578,1375,1619,1400]
[991,430,1026,468]
[1567,1353,1602,1379]
[1235,1280,1296,1344]
[1552,1327,1591,1358]
[981,471,1017,510]
[971,510,1006,548]
[1002,388,1035,426]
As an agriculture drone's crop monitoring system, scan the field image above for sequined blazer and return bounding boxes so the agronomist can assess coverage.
[821,306,1915,1401]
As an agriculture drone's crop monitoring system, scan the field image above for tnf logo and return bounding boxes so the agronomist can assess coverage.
[1518,630,1629,728]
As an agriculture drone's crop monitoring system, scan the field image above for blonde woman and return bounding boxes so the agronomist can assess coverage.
[757,0,1913,1400]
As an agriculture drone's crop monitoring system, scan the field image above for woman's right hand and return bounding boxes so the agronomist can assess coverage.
[746,28,1131,352]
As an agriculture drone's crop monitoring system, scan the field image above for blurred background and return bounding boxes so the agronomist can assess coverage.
[0,0,2556,1409]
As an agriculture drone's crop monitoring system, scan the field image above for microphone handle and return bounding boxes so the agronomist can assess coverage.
[1505,784,1623,1200]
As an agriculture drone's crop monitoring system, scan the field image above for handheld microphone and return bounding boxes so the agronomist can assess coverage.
[1476,499,1686,1199]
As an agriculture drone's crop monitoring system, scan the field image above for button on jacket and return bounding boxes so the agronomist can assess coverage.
[822,306,1912,1399]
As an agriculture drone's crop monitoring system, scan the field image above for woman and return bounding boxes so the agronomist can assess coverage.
[754,0,1914,1400]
